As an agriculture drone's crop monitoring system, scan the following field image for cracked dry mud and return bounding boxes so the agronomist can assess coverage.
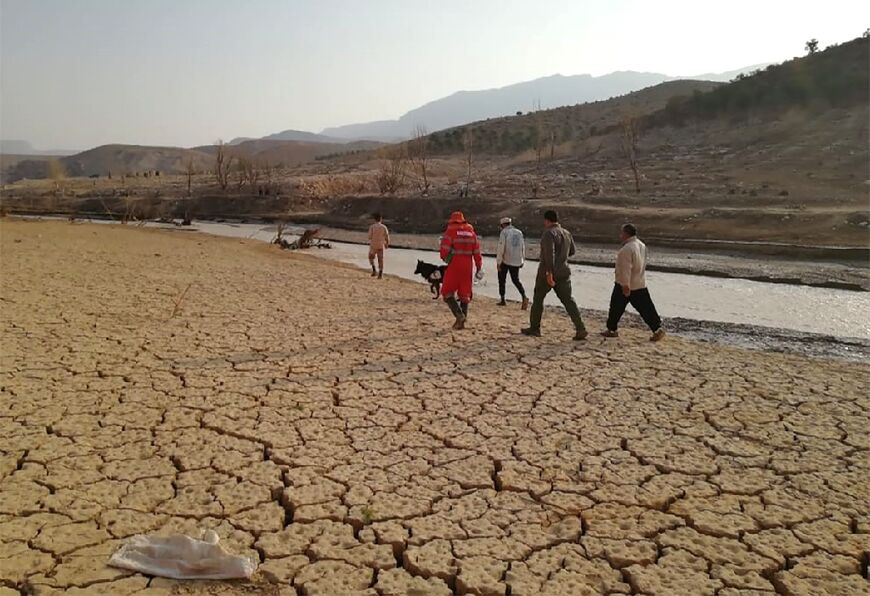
[1,220,868,596]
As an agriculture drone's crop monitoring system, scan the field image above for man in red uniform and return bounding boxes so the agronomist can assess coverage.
[440,211,483,330]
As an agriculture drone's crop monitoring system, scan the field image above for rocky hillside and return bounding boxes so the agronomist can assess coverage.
[426,80,721,154]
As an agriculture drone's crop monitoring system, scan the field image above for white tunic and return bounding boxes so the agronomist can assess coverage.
[496,225,525,267]
[615,237,648,290]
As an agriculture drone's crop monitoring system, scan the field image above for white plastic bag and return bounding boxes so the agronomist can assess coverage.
[108,530,257,580]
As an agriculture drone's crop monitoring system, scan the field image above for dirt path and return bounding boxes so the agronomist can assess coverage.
[1,220,868,595]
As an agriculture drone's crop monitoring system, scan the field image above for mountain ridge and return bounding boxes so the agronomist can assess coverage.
[317,65,768,141]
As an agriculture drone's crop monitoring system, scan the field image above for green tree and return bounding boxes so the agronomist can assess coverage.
[805,38,819,54]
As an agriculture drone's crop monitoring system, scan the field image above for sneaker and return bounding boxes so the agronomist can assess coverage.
[650,328,666,342]
[497,299,507,306]
[600,330,619,338]
[573,330,589,341]
[452,315,466,330]
[521,297,529,311]
[520,327,541,337]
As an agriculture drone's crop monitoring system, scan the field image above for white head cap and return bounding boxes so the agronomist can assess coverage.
[499,217,512,225]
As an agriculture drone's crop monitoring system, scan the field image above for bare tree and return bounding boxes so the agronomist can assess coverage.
[237,157,261,190]
[262,160,275,193]
[233,158,247,190]
[530,112,552,198]
[375,146,407,195]
[409,125,431,195]
[184,156,195,197]
[621,115,641,193]
[214,140,232,191]
[463,126,474,193]
[531,124,544,198]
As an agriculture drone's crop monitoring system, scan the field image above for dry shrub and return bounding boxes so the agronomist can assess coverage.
[299,173,374,199]
[374,147,407,195]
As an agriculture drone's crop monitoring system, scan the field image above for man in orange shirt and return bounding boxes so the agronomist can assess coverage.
[439,211,483,330]
[367,213,390,279]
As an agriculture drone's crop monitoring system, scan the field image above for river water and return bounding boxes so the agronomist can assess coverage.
[188,222,870,343]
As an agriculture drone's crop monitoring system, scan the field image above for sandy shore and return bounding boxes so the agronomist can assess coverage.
[1,220,868,595]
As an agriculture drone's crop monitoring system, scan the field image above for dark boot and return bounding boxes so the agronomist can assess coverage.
[445,296,466,329]
[455,301,468,329]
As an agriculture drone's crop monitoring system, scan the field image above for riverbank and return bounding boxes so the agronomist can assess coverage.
[314,226,869,292]
[2,219,868,594]
[8,216,870,356]
[6,211,868,291]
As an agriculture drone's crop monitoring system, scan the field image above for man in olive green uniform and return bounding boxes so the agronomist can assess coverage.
[521,210,588,340]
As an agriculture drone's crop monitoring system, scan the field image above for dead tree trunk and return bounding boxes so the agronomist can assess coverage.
[621,116,641,193]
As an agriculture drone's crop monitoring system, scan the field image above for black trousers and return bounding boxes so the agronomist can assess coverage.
[606,283,662,332]
[498,264,526,298]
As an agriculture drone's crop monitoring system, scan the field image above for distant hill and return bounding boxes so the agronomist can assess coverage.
[222,138,382,165]
[260,129,354,144]
[426,79,722,154]
[0,139,79,156]
[424,38,870,156]
[319,66,766,141]
[3,145,213,181]
[4,138,384,181]
[651,36,869,125]
[228,129,366,146]
[61,145,214,177]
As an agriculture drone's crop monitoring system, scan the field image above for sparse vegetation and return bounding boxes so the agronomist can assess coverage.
[1,35,866,250]
[409,125,431,195]
[463,126,474,190]
[215,140,232,191]
[184,157,195,197]
[299,173,373,199]
[47,159,66,195]
[658,36,868,124]
[620,114,641,193]
[374,146,407,195]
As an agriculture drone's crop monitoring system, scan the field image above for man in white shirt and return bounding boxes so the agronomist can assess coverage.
[601,223,665,341]
[495,217,529,310]
[367,212,390,279]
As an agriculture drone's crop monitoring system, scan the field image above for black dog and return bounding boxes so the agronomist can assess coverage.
[414,260,447,299]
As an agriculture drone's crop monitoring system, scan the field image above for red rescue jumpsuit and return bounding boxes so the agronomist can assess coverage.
[440,221,482,303]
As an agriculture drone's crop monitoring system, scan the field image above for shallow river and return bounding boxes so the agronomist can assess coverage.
[188,222,870,342]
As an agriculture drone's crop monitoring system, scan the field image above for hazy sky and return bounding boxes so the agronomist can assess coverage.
[1,0,867,149]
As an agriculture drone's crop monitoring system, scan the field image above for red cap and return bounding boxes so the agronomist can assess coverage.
[448,211,466,224]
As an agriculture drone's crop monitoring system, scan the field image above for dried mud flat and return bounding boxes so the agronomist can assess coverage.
[1,220,868,596]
